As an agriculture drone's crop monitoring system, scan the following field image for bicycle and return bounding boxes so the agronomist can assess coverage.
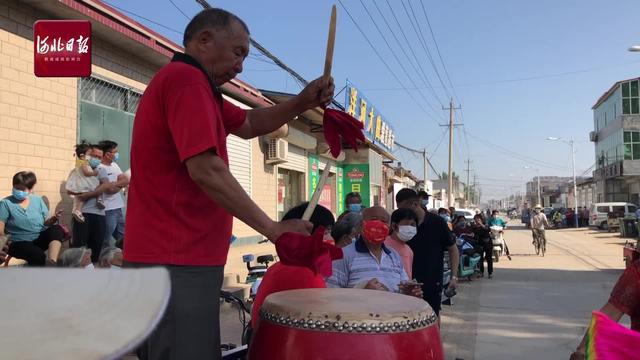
[532,229,546,257]
[220,290,252,360]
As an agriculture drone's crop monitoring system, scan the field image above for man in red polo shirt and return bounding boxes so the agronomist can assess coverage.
[124,8,334,360]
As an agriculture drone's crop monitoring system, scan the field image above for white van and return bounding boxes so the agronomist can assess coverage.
[454,208,476,220]
[589,202,638,229]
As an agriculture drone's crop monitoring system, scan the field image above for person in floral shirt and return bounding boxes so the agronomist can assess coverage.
[570,252,640,360]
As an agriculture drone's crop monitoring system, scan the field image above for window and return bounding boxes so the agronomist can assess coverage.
[622,80,640,115]
[627,205,637,213]
[596,206,609,213]
[612,206,625,214]
[80,77,142,114]
[623,131,640,160]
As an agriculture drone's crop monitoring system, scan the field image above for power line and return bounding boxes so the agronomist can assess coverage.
[463,128,568,170]
[338,0,441,124]
[401,0,451,100]
[356,0,444,125]
[418,0,459,103]
[370,0,444,120]
[394,141,441,176]
[168,0,191,20]
[103,1,184,35]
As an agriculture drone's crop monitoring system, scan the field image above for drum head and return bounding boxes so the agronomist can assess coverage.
[260,288,437,334]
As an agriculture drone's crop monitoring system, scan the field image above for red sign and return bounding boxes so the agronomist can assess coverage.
[34,20,92,77]
[319,185,332,209]
[346,168,365,180]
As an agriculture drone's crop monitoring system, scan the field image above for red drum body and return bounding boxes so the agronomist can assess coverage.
[248,288,444,360]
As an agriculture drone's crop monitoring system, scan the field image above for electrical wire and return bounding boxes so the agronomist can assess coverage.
[463,128,567,170]
[418,0,459,103]
[338,0,442,125]
[358,0,443,122]
[400,0,452,97]
[103,1,184,35]
[168,0,191,20]
[372,0,445,115]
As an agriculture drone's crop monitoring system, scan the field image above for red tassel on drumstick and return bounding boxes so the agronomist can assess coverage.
[302,4,365,221]
[276,5,363,272]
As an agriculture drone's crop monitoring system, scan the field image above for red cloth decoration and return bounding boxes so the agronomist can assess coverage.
[323,108,365,158]
[276,226,343,278]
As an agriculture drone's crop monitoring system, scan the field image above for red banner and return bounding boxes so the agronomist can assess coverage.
[34,20,92,77]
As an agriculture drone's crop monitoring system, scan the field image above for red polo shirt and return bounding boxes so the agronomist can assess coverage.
[124,53,246,266]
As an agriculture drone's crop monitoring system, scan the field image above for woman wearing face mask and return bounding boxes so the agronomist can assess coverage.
[438,208,453,230]
[0,172,65,266]
[385,208,418,278]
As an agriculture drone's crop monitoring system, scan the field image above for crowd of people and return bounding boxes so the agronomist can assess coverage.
[522,206,592,229]
[0,139,129,269]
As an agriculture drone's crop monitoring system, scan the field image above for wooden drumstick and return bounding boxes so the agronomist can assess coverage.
[323,5,337,81]
[302,5,337,222]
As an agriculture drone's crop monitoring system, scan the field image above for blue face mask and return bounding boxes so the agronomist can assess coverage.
[88,157,101,169]
[113,153,120,162]
[440,214,451,223]
[12,188,29,201]
[348,203,362,213]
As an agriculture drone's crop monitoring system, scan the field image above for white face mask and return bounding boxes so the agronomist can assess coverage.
[397,225,417,242]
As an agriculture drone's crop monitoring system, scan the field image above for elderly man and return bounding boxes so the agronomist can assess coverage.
[395,188,459,317]
[123,8,335,360]
[327,206,422,297]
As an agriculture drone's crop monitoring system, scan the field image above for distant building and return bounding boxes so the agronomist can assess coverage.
[591,77,640,204]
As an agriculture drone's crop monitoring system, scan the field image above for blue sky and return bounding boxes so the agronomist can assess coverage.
[105,0,640,200]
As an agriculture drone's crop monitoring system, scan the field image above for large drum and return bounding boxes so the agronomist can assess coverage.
[248,288,443,360]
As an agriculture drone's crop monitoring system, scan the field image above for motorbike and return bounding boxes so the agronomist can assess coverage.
[489,225,505,263]
[220,290,251,359]
[243,239,275,301]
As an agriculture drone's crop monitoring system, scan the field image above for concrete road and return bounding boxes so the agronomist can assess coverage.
[440,222,631,360]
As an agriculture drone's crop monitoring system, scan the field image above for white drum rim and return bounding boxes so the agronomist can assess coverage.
[260,288,438,333]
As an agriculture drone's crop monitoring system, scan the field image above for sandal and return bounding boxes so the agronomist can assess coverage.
[72,210,85,223]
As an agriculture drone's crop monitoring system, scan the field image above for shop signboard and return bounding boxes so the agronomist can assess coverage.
[344,80,395,153]
[343,164,370,207]
[336,166,344,214]
[308,154,319,198]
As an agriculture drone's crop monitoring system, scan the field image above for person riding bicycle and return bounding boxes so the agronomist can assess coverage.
[531,204,550,247]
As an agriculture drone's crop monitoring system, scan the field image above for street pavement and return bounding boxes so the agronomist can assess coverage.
[440,221,630,360]
[216,220,632,359]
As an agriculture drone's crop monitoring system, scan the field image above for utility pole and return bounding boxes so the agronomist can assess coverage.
[465,159,471,207]
[423,149,428,191]
[473,174,478,205]
[442,98,462,208]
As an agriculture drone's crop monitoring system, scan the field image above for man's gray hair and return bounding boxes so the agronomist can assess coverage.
[331,212,362,243]
[99,246,122,264]
[183,8,250,46]
[60,247,91,267]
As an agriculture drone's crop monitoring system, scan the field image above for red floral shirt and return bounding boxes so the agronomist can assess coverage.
[609,260,640,331]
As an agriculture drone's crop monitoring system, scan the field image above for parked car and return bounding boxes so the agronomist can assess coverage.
[589,202,638,229]
[454,209,475,220]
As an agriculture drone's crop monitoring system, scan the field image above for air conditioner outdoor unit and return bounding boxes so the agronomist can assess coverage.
[589,131,598,142]
[266,138,288,164]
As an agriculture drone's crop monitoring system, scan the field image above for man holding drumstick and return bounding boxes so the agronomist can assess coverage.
[124,8,334,360]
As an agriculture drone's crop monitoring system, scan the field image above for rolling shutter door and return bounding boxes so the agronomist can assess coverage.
[279,144,307,173]
[224,95,252,196]
[369,150,383,186]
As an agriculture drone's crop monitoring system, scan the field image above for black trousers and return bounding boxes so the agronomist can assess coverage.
[72,213,105,263]
[7,225,64,266]
[477,243,493,276]
[125,262,224,360]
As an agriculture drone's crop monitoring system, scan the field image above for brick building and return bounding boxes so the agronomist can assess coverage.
[0,1,396,282]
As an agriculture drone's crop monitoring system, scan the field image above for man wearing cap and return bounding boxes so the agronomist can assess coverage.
[531,204,550,247]
[124,8,334,360]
